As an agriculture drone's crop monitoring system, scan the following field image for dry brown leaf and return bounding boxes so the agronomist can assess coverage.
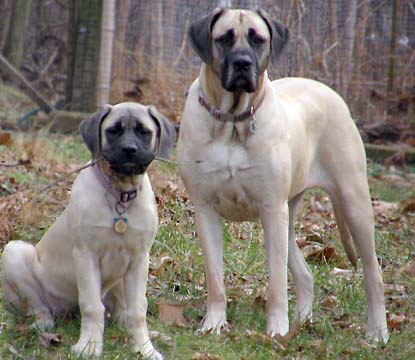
[244,329,284,350]
[274,318,300,349]
[330,267,353,280]
[39,332,61,349]
[191,352,220,360]
[400,260,415,277]
[384,284,406,300]
[0,132,13,147]
[372,199,398,217]
[157,300,189,327]
[387,313,406,332]
[321,294,337,310]
[401,198,415,214]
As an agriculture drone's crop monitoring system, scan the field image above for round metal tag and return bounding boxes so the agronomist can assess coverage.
[114,218,128,234]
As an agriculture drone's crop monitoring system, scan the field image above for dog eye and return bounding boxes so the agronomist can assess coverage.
[135,125,151,137]
[107,125,123,136]
[250,34,265,46]
[215,33,233,46]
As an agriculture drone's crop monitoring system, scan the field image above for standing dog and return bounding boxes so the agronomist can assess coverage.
[1,102,177,359]
[177,8,388,342]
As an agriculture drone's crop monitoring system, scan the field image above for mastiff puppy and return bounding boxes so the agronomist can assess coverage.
[1,102,177,359]
[177,8,389,342]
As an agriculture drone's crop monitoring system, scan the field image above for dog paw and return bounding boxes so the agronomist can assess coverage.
[200,312,228,335]
[71,338,103,358]
[266,317,289,338]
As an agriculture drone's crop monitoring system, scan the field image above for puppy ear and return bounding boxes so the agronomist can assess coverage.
[188,7,224,64]
[257,9,289,62]
[148,106,178,159]
[79,105,112,159]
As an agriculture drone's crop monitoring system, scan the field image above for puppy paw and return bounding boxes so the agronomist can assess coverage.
[30,313,54,331]
[140,349,163,360]
[200,312,228,335]
[135,342,163,360]
[71,338,103,358]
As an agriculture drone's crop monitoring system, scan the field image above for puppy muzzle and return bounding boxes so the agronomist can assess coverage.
[103,150,155,176]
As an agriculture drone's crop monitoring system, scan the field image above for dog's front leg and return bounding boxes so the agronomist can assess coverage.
[124,253,162,360]
[261,202,290,337]
[195,205,227,333]
[71,247,105,358]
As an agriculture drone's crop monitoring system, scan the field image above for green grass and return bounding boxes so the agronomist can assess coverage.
[1,136,415,359]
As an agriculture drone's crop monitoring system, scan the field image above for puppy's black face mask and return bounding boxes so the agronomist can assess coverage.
[102,116,155,176]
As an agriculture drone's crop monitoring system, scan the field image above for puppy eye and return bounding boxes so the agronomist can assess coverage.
[135,125,151,137]
[107,125,123,136]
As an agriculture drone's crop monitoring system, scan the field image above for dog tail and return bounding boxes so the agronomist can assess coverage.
[332,203,358,270]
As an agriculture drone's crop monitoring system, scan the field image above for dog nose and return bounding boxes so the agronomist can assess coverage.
[122,145,138,155]
[232,54,253,70]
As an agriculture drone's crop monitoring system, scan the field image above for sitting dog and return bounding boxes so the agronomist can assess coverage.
[177,8,389,342]
[1,102,177,359]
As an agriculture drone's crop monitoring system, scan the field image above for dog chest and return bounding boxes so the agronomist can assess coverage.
[189,141,267,221]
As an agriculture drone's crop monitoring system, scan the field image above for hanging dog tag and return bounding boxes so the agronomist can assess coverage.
[114,217,128,234]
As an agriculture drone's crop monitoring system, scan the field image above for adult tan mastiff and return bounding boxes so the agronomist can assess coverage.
[1,102,177,359]
[177,8,389,343]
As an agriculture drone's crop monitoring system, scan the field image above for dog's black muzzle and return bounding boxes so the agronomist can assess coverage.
[103,145,155,176]
[222,51,258,93]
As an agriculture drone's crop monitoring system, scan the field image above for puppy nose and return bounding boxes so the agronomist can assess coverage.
[122,144,138,155]
[232,54,253,69]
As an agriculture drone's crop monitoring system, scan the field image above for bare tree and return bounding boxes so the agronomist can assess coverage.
[342,0,358,97]
[97,0,116,108]
[4,0,32,68]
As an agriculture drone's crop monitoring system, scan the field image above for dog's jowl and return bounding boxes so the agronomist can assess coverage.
[177,8,389,343]
[1,102,177,359]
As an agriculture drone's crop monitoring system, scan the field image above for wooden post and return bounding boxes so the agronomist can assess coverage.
[3,0,32,68]
[66,0,102,112]
[96,0,115,108]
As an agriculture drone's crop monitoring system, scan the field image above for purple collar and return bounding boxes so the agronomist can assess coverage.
[198,89,265,123]
[91,162,141,204]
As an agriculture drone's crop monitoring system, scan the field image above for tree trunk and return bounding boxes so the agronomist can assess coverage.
[387,0,399,95]
[66,0,102,112]
[96,0,115,108]
[342,0,358,97]
[4,0,32,68]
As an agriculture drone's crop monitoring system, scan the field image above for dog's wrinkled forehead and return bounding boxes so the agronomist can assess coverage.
[212,9,270,43]
[101,103,156,134]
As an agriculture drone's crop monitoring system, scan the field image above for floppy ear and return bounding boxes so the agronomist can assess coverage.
[148,106,178,159]
[79,105,112,159]
[188,7,224,64]
[257,9,289,62]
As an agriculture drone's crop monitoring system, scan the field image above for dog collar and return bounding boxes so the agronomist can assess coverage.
[198,89,265,124]
[91,162,141,204]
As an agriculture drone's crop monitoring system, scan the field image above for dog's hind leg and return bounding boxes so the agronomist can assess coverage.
[1,240,54,330]
[288,191,314,323]
[329,181,389,343]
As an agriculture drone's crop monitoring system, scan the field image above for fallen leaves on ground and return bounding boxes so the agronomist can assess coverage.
[38,332,61,349]
[157,300,189,327]
[191,352,220,360]
[387,313,406,332]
